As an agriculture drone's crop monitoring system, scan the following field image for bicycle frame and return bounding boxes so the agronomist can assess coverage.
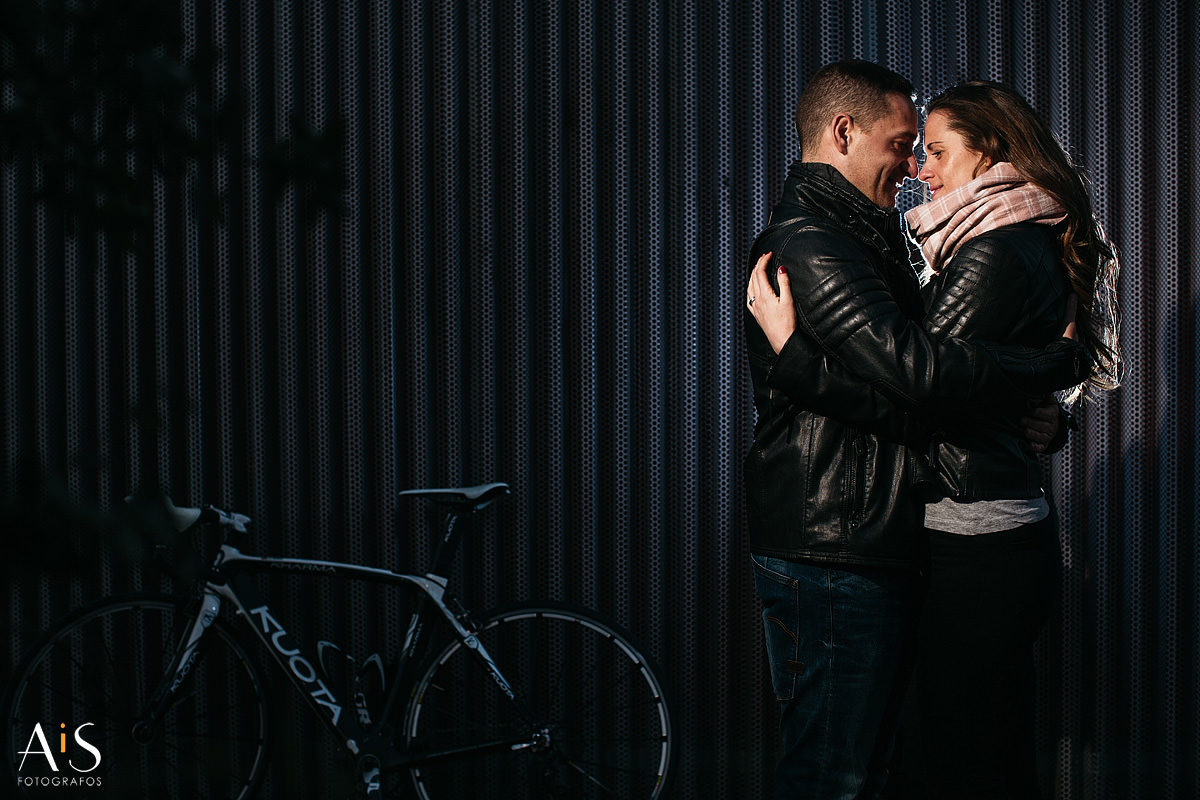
[9,485,673,800]
[156,533,536,779]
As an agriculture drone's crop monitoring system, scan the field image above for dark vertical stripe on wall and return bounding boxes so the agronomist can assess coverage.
[1190,3,1200,791]
[3,1,1197,798]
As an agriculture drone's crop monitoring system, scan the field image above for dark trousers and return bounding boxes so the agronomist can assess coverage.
[916,515,1060,800]
[752,555,921,800]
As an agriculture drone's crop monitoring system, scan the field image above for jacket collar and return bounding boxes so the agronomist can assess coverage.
[772,161,904,244]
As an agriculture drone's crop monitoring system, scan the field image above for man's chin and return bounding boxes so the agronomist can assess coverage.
[882,184,908,208]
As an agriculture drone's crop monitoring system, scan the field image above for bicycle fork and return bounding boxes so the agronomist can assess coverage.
[135,590,222,741]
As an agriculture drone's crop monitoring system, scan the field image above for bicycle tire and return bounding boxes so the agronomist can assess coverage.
[4,592,271,799]
[401,602,674,800]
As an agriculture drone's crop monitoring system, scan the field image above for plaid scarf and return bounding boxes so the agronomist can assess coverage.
[905,162,1067,274]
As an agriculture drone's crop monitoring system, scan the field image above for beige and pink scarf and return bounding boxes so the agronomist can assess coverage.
[905,162,1066,274]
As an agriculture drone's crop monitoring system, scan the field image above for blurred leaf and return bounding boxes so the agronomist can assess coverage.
[0,0,345,253]
[259,114,351,222]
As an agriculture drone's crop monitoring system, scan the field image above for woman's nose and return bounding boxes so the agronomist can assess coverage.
[917,162,932,182]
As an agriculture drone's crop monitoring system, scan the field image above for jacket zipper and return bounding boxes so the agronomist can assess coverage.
[846,433,864,532]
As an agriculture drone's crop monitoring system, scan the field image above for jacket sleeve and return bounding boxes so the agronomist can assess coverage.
[746,312,930,444]
[923,234,1050,341]
[763,226,1089,414]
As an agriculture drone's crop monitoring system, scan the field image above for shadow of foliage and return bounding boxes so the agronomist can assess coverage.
[1,455,204,586]
[0,0,345,251]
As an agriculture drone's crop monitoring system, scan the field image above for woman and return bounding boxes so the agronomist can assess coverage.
[746,80,1120,798]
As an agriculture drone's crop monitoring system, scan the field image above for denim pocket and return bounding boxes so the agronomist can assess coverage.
[751,553,799,587]
[751,555,806,701]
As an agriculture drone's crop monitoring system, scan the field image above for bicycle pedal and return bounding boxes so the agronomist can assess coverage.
[360,764,380,797]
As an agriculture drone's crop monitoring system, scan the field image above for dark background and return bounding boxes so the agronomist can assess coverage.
[2,1,1196,798]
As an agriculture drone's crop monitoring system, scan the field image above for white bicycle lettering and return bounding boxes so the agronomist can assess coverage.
[250,605,342,725]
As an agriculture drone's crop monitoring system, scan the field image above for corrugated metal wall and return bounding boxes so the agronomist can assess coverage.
[3,1,1196,798]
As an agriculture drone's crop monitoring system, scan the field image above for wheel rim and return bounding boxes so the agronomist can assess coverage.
[403,606,672,800]
[6,596,270,799]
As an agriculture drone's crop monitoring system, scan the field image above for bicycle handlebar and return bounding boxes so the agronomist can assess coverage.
[124,494,251,534]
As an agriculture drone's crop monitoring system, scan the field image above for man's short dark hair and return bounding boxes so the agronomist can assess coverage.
[794,60,915,157]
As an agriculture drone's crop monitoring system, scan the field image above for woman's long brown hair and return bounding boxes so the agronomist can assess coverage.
[924,80,1121,402]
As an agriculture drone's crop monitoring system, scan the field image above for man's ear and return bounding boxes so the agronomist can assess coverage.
[830,113,853,155]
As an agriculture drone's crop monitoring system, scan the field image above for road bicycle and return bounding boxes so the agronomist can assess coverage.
[5,482,675,798]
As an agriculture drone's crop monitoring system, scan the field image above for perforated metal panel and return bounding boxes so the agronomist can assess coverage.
[3,2,1197,799]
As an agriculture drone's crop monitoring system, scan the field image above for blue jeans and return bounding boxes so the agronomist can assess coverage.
[752,554,919,800]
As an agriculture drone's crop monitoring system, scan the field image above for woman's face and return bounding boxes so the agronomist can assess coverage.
[918,109,990,200]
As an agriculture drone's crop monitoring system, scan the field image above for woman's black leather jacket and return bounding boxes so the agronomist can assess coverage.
[918,223,1072,500]
[743,163,1087,569]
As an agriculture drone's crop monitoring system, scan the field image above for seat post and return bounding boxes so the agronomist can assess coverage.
[399,483,509,579]
[427,509,465,579]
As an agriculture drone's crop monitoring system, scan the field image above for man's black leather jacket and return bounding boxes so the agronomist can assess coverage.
[743,162,1088,569]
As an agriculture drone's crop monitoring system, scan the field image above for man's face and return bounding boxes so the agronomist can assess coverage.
[842,93,919,208]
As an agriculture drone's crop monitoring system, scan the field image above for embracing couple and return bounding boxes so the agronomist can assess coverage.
[742,60,1120,800]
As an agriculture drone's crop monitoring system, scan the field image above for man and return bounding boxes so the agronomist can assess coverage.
[742,60,1081,799]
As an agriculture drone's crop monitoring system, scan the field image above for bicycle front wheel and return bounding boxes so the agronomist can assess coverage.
[4,593,270,799]
[403,603,673,800]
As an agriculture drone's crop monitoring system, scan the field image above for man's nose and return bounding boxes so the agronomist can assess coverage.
[905,153,919,179]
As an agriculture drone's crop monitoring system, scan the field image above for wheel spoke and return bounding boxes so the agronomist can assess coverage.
[5,595,270,800]
[401,604,673,800]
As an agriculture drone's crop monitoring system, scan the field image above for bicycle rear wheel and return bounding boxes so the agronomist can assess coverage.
[402,603,673,800]
[4,593,270,799]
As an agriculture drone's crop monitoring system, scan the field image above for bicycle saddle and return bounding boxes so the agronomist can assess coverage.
[398,482,510,509]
